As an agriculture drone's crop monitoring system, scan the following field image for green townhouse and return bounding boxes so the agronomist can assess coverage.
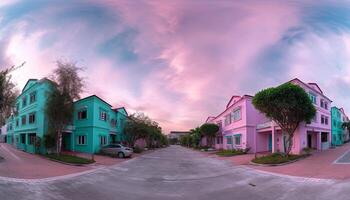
[6,78,128,154]
[331,107,349,146]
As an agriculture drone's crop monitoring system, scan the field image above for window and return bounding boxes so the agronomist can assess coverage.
[321,132,328,142]
[309,93,316,104]
[78,109,87,120]
[321,115,329,125]
[29,134,36,145]
[100,136,107,145]
[100,110,107,121]
[224,114,231,126]
[233,108,241,121]
[29,113,36,124]
[111,119,117,127]
[216,137,221,144]
[21,134,26,144]
[226,136,232,144]
[16,119,19,127]
[29,91,36,104]
[234,135,241,145]
[21,115,26,125]
[320,99,328,110]
[22,96,27,107]
[77,135,87,145]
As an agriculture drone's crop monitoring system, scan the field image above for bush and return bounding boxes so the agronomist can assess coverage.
[216,149,247,157]
[44,134,56,151]
[302,147,313,155]
[252,153,305,165]
[133,146,143,153]
[45,154,95,164]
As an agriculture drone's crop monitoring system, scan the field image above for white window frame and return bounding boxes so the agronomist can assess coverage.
[77,135,87,145]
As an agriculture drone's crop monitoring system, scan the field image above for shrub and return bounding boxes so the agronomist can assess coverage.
[133,146,143,153]
[302,147,313,155]
[252,153,305,165]
[216,149,247,157]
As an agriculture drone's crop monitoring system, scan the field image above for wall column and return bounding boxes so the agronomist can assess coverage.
[318,132,322,150]
[272,127,276,153]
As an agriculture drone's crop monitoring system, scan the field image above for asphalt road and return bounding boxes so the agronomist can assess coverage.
[1,145,350,200]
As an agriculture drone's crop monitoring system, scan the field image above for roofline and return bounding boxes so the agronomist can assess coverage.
[74,95,112,107]
[208,94,253,122]
[21,79,38,93]
[308,82,323,94]
[288,78,332,102]
[226,95,241,108]
[113,107,128,117]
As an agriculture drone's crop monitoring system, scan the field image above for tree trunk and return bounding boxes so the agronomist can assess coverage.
[56,129,62,155]
[285,132,294,157]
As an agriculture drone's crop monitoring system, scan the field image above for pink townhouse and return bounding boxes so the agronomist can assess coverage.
[205,78,332,155]
[256,78,332,154]
[206,95,267,152]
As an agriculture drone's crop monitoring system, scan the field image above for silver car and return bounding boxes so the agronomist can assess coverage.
[101,144,133,158]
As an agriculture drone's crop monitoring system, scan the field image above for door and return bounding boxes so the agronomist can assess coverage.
[307,134,312,148]
[268,134,272,151]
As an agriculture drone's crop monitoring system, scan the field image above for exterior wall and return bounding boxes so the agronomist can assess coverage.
[6,79,52,154]
[207,79,332,155]
[72,96,128,154]
[6,79,129,155]
[208,95,268,152]
[255,79,332,154]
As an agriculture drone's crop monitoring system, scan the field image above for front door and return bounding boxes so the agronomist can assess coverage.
[268,134,272,151]
[307,134,312,148]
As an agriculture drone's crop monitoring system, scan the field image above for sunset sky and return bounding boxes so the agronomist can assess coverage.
[1,0,350,133]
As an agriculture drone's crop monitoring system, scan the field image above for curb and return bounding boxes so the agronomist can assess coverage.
[41,156,95,167]
[249,155,310,167]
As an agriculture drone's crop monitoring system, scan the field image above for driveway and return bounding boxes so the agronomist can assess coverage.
[1,145,350,200]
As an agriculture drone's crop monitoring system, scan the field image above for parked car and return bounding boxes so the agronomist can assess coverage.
[101,144,133,158]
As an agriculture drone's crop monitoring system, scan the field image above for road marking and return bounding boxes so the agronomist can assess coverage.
[333,148,350,164]
[0,144,21,161]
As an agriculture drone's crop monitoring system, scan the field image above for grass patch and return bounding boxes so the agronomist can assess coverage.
[45,154,95,165]
[252,153,305,165]
[216,149,247,157]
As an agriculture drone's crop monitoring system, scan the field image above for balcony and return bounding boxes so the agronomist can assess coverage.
[256,121,273,130]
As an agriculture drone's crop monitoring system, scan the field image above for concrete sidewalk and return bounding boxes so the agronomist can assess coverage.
[0,143,135,179]
[206,143,350,180]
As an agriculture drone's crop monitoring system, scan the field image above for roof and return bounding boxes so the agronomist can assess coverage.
[74,95,112,107]
[289,78,332,102]
[21,79,38,93]
[308,82,323,94]
[113,107,128,116]
[226,95,241,108]
[207,94,253,122]
[169,131,190,134]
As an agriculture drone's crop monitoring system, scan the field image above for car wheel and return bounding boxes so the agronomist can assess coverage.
[118,152,125,158]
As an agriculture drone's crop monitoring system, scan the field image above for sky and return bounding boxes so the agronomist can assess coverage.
[1,0,350,134]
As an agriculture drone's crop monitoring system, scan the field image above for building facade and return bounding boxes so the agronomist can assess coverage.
[6,79,128,154]
[331,107,349,146]
[206,95,267,152]
[206,78,333,155]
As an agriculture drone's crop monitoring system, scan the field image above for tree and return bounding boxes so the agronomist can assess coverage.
[252,83,316,156]
[189,127,202,147]
[342,122,350,135]
[0,63,24,125]
[200,123,219,147]
[46,60,83,154]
